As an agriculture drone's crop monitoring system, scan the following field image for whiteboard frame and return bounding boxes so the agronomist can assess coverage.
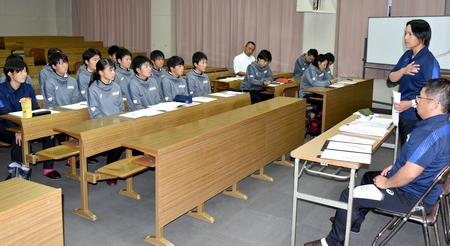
[366,16,450,70]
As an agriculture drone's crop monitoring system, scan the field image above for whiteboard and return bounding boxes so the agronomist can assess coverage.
[366,16,450,70]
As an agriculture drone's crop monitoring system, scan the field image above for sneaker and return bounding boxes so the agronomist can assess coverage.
[18,165,32,180]
[44,170,61,179]
[329,217,360,234]
[7,162,22,178]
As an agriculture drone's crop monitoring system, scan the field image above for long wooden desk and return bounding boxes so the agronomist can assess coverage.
[0,107,90,166]
[52,93,251,221]
[121,97,306,245]
[305,78,374,132]
[290,114,395,246]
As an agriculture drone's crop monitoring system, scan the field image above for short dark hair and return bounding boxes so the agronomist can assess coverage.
[48,52,69,67]
[5,54,24,63]
[82,48,102,62]
[325,52,335,63]
[423,78,450,113]
[307,49,318,58]
[246,41,256,47]
[3,59,28,81]
[116,48,132,63]
[312,54,327,68]
[192,52,207,68]
[132,55,151,74]
[108,45,120,56]
[150,50,165,61]
[257,50,272,62]
[47,47,62,58]
[406,19,432,46]
[166,56,184,71]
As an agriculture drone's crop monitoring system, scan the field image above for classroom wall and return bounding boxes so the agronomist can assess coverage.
[0,0,72,36]
[151,0,177,57]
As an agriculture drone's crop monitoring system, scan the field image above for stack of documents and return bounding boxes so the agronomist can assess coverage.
[339,116,392,137]
[320,134,375,164]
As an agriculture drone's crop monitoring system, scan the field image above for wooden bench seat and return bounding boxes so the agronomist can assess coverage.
[96,156,149,178]
[132,155,156,168]
[0,141,11,147]
[27,145,79,164]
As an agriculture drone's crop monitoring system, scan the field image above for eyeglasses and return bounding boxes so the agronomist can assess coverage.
[416,95,435,101]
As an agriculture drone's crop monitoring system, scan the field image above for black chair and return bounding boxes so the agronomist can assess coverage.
[439,172,450,244]
[372,164,450,246]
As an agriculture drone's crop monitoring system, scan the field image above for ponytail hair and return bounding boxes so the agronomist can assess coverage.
[88,58,115,87]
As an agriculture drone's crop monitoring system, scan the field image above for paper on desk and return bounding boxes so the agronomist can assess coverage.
[339,80,357,85]
[60,102,88,110]
[9,109,61,118]
[321,149,372,164]
[192,96,217,103]
[339,124,388,138]
[324,141,372,154]
[328,134,376,145]
[267,83,281,87]
[120,108,164,119]
[350,116,392,129]
[210,91,244,97]
[329,83,345,88]
[392,90,400,126]
[149,102,185,111]
[218,77,240,82]
[354,184,384,201]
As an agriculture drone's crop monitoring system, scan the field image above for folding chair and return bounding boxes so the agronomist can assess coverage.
[439,171,450,244]
[372,164,450,246]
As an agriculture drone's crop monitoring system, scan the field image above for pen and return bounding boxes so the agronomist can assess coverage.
[369,117,373,121]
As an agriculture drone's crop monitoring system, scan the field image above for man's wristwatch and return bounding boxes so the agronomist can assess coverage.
[411,99,417,108]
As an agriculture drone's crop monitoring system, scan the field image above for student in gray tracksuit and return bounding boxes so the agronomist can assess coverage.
[87,58,124,186]
[38,48,62,95]
[292,48,318,79]
[44,52,81,108]
[77,48,102,101]
[323,52,335,81]
[127,55,161,111]
[114,48,134,96]
[239,50,274,104]
[185,52,211,97]
[160,56,189,102]
[150,50,169,99]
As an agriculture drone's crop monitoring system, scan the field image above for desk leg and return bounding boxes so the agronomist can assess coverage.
[188,203,215,223]
[73,156,97,221]
[344,168,356,246]
[119,149,142,199]
[223,183,248,200]
[291,158,306,246]
[23,140,30,166]
[251,166,274,182]
[273,154,294,167]
[64,155,79,180]
[119,177,142,200]
[144,227,173,246]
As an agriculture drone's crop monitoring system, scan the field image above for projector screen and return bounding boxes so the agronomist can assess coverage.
[366,16,450,70]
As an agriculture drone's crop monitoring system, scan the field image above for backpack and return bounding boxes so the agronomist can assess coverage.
[307,118,322,136]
